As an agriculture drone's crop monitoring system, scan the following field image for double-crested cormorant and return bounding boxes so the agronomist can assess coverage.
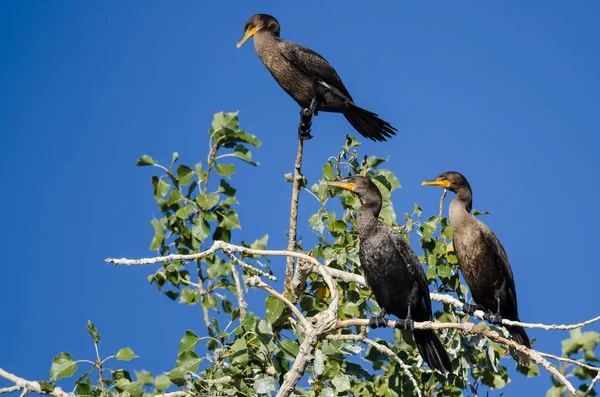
[422,172,532,365]
[237,14,397,141]
[327,176,452,373]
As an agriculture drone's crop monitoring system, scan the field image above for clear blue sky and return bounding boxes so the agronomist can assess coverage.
[1,1,598,395]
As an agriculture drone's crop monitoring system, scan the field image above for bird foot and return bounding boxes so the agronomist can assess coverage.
[394,318,415,331]
[368,315,388,329]
[462,303,484,315]
[483,312,503,325]
[298,122,314,140]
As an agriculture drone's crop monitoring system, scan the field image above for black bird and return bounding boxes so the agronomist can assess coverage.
[327,176,452,373]
[237,14,397,141]
[422,172,532,365]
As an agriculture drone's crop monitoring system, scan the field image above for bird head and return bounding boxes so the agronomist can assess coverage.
[421,171,470,194]
[237,14,281,48]
[325,176,382,208]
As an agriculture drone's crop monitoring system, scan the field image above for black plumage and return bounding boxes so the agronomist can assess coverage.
[327,176,452,373]
[422,171,532,365]
[237,14,397,141]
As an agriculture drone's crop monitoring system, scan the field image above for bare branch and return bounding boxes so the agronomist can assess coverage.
[438,189,447,219]
[336,319,580,396]
[362,338,422,397]
[285,139,305,293]
[230,265,247,321]
[584,372,600,397]
[0,368,73,397]
[246,275,309,330]
[0,386,20,394]
[539,352,600,373]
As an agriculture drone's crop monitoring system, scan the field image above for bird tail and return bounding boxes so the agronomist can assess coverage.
[506,325,532,366]
[343,105,397,142]
[413,330,452,373]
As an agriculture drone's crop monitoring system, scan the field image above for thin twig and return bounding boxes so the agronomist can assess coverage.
[584,372,600,397]
[438,189,447,219]
[362,338,423,396]
[224,251,277,281]
[0,386,20,394]
[285,139,304,293]
[196,262,212,332]
[336,319,579,396]
[539,352,600,373]
[246,275,309,330]
[230,265,247,321]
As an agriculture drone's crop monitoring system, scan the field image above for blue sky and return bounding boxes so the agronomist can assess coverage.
[1,1,599,395]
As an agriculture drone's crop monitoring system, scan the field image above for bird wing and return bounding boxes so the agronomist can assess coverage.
[388,230,433,310]
[278,40,353,100]
[479,225,519,308]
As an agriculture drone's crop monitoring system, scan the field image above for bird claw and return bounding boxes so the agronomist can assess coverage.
[368,315,388,329]
[462,303,477,315]
[394,318,415,331]
[298,123,313,140]
[484,312,503,325]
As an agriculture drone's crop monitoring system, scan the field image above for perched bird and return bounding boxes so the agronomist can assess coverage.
[422,172,532,365]
[327,176,452,373]
[237,14,397,141]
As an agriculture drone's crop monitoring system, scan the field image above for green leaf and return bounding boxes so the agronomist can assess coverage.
[86,320,100,344]
[136,155,156,166]
[202,295,218,309]
[280,339,300,359]
[233,145,258,165]
[180,287,199,304]
[191,219,211,243]
[115,379,143,397]
[116,347,138,361]
[332,374,350,392]
[215,163,236,178]
[155,374,171,390]
[196,193,220,209]
[218,179,237,196]
[253,375,276,394]
[171,152,179,164]
[249,234,268,250]
[230,338,249,365]
[75,382,93,397]
[179,330,200,353]
[135,370,153,386]
[255,319,274,347]
[152,176,171,199]
[265,296,285,323]
[38,382,55,393]
[176,350,202,372]
[211,111,239,133]
[50,352,77,381]
[177,165,194,186]
[167,367,188,387]
[284,173,293,182]
[217,210,241,230]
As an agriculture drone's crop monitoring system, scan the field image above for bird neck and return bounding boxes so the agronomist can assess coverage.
[357,200,382,232]
[253,30,279,52]
[449,188,473,223]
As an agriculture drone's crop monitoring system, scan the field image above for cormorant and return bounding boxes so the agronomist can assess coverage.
[422,171,532,365]
[237,14,397,141]
[327,176,452,373]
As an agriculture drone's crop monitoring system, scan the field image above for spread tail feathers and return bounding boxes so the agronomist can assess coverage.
[413,330,452,373]
[507,325,532,366]
[343,105,397,142]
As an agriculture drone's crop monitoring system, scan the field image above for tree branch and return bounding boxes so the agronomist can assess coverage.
[230,264,247,321]
[336,319,580,396]
[246,275,309,330]
[0,368,72,397]
[285,139,304,293]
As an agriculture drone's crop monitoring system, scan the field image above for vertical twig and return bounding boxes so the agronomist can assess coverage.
[285,139,304,292]
[438,189,447,219]
[230,265,247,321]
[196,261,212,332]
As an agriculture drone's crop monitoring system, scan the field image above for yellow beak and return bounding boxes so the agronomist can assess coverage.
[325,180,355,192]
[237,27,257,48]
[421,179,450,189]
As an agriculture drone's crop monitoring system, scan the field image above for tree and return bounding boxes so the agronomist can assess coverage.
[1,112,599,397]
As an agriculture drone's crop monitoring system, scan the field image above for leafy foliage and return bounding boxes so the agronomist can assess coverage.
[32,113,598,396]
